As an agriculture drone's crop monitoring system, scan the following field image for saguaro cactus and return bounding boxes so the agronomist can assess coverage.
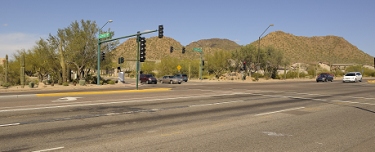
[20,54,25,88]
[4,55,8,84]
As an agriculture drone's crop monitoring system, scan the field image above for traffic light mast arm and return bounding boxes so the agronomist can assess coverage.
[169,46,186,54]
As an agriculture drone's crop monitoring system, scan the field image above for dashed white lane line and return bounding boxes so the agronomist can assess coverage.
[332,100,375,105]
[255,107,306,116]
[0,123,20,127]
[189,100,243,107]
[32,147,64,152]
[352,97,375,100]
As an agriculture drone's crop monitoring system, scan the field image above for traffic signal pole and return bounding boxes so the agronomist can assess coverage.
[193,48,203,80]
[97,25,162,89]
[136,32,140,90]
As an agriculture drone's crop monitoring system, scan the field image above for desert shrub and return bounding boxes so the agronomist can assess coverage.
[108,80,115,84]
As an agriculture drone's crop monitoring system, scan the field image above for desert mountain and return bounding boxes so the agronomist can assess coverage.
[113,31,373,66]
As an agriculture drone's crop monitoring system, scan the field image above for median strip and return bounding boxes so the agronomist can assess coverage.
[36,88,172,97]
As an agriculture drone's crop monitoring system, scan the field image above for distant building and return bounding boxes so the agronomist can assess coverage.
[0,58,5,66]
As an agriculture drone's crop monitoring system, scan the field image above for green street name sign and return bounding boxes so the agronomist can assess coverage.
[193,48,202,52]
[99,32,111,39]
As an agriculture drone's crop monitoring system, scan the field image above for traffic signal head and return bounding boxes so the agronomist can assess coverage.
[158,25,164,38]
[118,57,124,64]
[243,62,246,70]
[202,60,205,66]
[170,46,174,53]
[182,47,186,54]
[139,37,146,62]
[101,52,105,61]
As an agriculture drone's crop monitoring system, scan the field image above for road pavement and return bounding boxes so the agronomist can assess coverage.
[1,78,374,151]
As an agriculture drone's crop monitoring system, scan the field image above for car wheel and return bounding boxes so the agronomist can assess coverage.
[359,78,362,82]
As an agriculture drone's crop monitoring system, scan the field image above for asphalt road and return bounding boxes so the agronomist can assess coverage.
[0,80,374,152]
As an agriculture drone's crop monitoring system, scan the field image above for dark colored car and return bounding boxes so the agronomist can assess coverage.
[316,73,334,82]
[174,74,188,82]
[140,74,158,84]
[160,75,183,84]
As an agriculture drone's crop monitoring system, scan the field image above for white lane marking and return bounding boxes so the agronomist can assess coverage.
[190,100,243,107]
[0,92,245,113]
[352,97,375,100]
[0,123,20,127]
[332,100,375,105]
[0,94,36,98]
[255,107,305,116]
[32,147,64,152]
[52,97,82,102]
[263,131,293,137]
[313,99,327,101]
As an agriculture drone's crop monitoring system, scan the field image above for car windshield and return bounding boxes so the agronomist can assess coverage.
[345,73,355,76]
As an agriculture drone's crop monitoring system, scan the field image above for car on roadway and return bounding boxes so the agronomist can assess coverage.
[174,74,188,82]
[140,74,158,84]
[160,75,183,84]
[316,73,334,82]
[342,72,362,83]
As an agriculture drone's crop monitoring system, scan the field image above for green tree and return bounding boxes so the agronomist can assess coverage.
[32,39,60,82]
[156,56,179,77]
[262,47,284,79]
[232,44,257,72]
[206,50,231,78]
[141,61,156,75]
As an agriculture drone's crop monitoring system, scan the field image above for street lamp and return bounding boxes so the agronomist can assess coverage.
[256,24,274,79]
[97,20,113,85]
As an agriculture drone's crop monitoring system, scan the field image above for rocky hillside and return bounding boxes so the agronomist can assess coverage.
[253,31,373,65]
[113,31,373,66]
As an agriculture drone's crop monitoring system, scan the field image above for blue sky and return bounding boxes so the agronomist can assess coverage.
[1,0,374,59]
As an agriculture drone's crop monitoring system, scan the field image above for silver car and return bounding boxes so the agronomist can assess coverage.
[160,75,183,84]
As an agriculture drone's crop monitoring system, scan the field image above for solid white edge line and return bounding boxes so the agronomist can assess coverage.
[32,146,64,152]
[0,123,20,127]
[255,107,305,116]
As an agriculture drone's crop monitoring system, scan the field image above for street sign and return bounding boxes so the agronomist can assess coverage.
[177,65,181,71]
[99,32,111,39]
[193,48,202,52]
